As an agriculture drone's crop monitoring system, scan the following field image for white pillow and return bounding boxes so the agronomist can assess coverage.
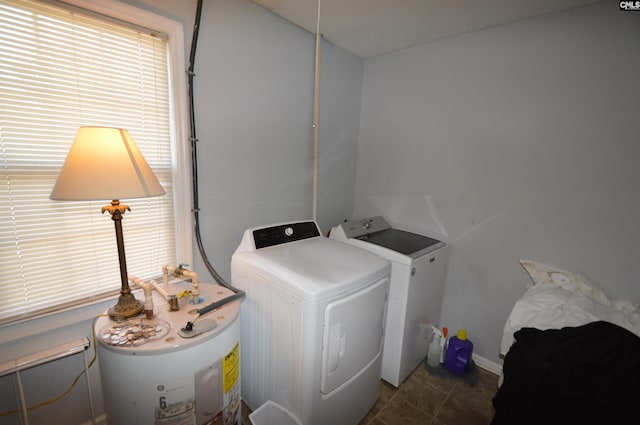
[519,260,611,306]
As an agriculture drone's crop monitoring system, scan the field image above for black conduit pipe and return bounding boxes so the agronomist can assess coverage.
[184,0,245,330]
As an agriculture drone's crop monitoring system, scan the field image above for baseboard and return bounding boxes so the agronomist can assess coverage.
[472,353,502,376]
[81,414,106,425]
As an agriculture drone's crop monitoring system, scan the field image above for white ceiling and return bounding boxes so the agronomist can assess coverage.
[252,0,603,58]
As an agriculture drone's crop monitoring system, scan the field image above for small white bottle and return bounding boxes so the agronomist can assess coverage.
[427,333,441,367]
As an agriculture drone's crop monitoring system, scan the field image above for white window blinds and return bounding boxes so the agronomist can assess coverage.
[0,0,178,322]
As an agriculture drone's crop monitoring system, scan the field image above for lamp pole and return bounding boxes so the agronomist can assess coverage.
[103,200,143,321]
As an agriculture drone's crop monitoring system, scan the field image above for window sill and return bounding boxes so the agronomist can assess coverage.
[0,290,138,350]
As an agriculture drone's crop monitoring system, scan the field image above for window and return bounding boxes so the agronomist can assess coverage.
[0,0,190,323]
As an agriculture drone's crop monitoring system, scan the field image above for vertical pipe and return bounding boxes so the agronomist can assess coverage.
[82,347,96,425]
[312,0,321,221]
[16,370,29,425]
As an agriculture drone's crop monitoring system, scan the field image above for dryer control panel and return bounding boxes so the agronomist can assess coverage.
[252,221,321,249]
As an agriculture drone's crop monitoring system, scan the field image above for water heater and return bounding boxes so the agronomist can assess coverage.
[95,281,241,425]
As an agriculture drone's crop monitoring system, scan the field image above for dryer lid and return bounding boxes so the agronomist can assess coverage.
[232,222,390,302]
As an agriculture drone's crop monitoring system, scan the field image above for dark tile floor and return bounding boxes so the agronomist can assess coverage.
[242,363,499,425]
[360,364,499,425]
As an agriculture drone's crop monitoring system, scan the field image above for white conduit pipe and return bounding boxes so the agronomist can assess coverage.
[163,265,200,303]
[129,276,154,318]
[130,275,151,292]
[312,0,321,221]
[150,279,171,301]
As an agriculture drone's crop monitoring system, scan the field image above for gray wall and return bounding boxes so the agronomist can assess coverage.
[0,1,363,424]
[317,40,364,233]
[354,2,640,364]
[188,0,363,279]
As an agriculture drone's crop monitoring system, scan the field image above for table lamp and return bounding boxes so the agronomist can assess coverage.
[50,126,165,321]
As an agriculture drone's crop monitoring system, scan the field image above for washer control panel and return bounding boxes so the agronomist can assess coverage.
[330,216,391,240]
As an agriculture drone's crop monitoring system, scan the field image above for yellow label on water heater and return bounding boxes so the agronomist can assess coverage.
[223,342,240,393]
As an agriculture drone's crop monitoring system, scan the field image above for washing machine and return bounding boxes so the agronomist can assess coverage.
[231,221,390,425]
[330,216,448,387]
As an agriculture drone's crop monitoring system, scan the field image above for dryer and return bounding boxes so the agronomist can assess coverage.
[330,216,449,387]
[231,221,390,425]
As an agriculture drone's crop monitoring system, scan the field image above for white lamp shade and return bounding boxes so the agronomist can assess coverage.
[50,126,165,201]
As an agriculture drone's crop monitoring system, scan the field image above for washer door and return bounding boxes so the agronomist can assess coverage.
[320,276,388,395]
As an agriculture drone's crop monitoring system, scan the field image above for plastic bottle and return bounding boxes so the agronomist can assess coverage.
[440,326,448,363]
[427,332,441,367]
[444,329,473,375]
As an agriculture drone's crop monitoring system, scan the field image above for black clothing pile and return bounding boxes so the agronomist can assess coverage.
[491,321,640,425]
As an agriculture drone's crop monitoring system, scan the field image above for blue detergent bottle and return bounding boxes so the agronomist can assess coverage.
[444,329,473,374]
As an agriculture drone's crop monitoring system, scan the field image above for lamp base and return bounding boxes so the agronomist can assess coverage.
[108,293,144,321]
